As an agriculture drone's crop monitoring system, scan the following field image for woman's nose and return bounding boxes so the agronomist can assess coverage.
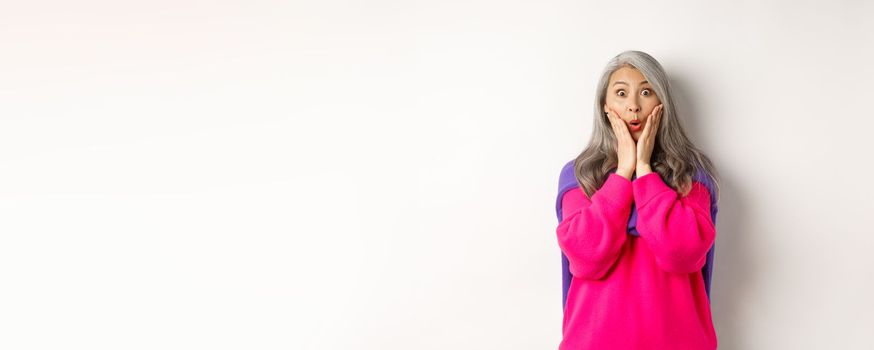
[627,105,640,113]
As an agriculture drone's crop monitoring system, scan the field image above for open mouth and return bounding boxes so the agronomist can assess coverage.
[628,121,642,131]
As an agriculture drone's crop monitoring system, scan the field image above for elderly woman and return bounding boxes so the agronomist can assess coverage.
[555,50,722,349]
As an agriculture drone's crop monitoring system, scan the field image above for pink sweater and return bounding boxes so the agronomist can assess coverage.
[556,171,717,349]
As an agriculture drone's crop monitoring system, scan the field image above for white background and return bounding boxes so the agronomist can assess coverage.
[1,1,873,349]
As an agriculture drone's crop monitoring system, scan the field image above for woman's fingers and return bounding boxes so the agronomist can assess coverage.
[650,105,661,144]
[606,108,632,141]
[606,108,619,133]
[636,104,662,163]
[607,107,636,171]
[640,110,652,143]
[641,104,662,144]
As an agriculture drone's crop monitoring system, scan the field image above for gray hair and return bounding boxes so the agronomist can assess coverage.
[573,50,721,202]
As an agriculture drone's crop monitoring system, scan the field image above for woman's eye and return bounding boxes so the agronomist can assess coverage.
[617,89,652,97]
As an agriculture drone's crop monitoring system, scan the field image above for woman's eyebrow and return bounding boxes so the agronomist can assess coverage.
[613,80,649,86]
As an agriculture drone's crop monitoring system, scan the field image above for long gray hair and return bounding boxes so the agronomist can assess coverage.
[573,50,721,202]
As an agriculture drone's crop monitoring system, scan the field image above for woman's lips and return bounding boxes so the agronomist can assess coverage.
[628,121,642,131]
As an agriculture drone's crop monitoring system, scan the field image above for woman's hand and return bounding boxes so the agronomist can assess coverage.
[605,107,637,179]
[636,104,663,168]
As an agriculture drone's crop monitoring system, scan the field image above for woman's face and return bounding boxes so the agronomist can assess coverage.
[603,66,662,142]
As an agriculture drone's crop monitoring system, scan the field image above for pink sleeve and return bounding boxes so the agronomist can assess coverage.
[631,172,716,273]
[556,173,633,280]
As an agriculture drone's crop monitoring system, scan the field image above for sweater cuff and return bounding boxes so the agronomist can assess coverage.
[597,173,633,209]
[632,172,675,209]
